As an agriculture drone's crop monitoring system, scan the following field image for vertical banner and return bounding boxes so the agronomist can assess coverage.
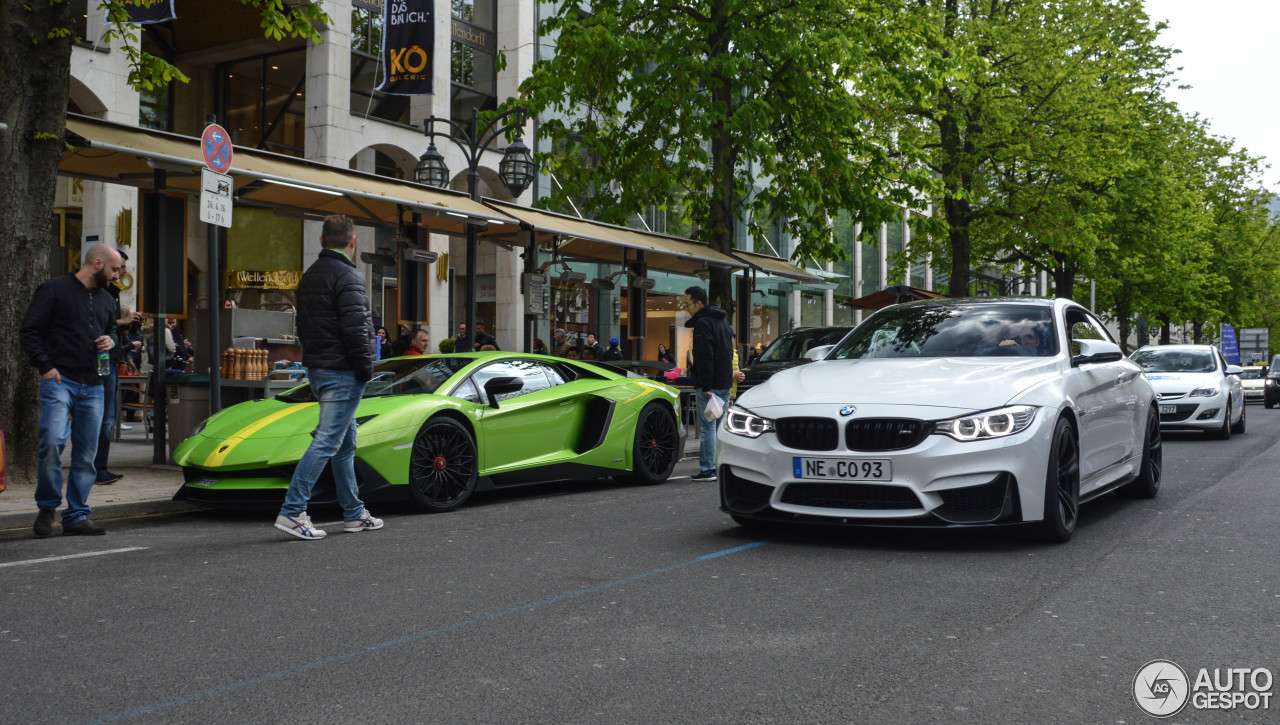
[1221,323,1241,365]
[378,0,435,95]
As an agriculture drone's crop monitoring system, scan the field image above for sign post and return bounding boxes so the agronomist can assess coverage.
[202,120,233,416]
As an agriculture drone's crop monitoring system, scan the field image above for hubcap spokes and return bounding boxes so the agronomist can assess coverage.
[1149,415,1163,484]
[411,425,476,505]
[1057,431,1080,528]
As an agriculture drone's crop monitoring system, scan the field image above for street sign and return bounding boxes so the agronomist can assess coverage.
[403,248,439,264]
[201,123,233,174]
[199,168,233,228]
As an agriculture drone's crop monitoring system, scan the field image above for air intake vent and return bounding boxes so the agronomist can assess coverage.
[845,418,931,451]
[775,417,839,450]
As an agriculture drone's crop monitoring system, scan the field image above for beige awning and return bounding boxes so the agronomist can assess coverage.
[730,250,822,282]
[479,200,745,275]
[60,115,516,234]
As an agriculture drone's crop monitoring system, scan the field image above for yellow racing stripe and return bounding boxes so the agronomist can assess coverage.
[202,403,318,468]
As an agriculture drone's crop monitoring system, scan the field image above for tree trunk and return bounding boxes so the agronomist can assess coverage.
[1158,315,1171,345]
[1116,297,1131,354]
[705,0,735,324]
[0,1,74,486]
[1192,321,1202,344]
[1051,260,1075,300]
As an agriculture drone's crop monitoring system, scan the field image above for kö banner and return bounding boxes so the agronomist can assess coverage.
[377,0,434,96]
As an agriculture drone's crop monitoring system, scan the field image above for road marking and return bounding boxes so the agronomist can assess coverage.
[85,539,775,723]
[0,547,148,569]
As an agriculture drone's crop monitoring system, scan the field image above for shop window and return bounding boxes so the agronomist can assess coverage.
[450,0,497,131]
[219,49,307,157]
[350,1,411,125]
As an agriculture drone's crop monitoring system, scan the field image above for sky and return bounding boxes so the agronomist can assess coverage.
[1144,1,1280,190]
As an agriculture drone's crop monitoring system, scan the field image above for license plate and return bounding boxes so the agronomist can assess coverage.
[1159,404,1176,414]
[187,478,219,488]
[793,457,891,481]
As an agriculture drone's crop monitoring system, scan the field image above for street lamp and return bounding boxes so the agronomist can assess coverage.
[415,106,534,353]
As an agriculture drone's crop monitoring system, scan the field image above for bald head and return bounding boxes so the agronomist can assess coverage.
[79,243,124,288]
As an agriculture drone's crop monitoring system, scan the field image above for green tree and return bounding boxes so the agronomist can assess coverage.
[520,0,939,315]
[0,0,328,485]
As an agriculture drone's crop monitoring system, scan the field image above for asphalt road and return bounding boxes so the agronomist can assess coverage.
[2,413,1279,724]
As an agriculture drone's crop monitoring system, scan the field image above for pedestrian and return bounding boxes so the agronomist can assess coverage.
[407,327,430,355]
[375,326,393,360]
[730,332,746,402]
[583,332,604,361]
[565,347,580,360]
[601,337,624,361]
[532,338,549,356]
[682,285,733,482]
[746,341,765,366]
[656,343,675,364]
[551,329,573,357]
[21,242,125,537]
[223,298,237,309]
[581,346,597,361]
[95,269,142,486]
[474,321,498,350]
[274,214,383,540]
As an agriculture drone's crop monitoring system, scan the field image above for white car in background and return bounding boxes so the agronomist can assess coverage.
[1238,365,1265,405]
[717,298,1161,543]
[1130,345,1245,438]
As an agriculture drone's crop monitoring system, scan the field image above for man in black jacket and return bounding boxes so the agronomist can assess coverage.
[683,285,734,481]
[274,215,383,540]
[22,243,124,537]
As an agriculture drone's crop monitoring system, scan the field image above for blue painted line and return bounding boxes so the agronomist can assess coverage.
[85,539,774,724]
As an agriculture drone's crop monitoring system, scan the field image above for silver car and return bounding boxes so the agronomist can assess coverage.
[1130,344,1246,438]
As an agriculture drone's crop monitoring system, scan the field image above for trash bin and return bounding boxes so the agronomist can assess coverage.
[166,373,210,464]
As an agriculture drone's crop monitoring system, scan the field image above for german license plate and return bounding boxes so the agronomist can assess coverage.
[1159,405,1176,414]
[793,457,891,481]
[187,478,219,488]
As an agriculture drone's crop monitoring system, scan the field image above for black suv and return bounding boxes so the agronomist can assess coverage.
[1265,354,1280,408]
[738,326,853,399]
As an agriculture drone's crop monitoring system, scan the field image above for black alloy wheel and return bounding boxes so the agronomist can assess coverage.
[1034,417,1080,543]
[620,402,679,485]
[408,416,478,512]
[1120,406,1161,499]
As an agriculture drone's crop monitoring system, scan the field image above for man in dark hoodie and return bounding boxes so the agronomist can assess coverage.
[682,285,734,481]
[274,215,383,540]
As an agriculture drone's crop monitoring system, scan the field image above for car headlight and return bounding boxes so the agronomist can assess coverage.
[725,405,775,438]
[1266,378,1277,387]
[935,405,1037,442]
[1188,385,1219,398]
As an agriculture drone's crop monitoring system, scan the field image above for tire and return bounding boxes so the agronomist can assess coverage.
[1231,399,1246,434]
[1032,418,1080,543]
[618,402,679,485]
[1214,401,1232,440]
[407,416,478,512]
[1266,400,1274,409]
[1119,406,1161,499]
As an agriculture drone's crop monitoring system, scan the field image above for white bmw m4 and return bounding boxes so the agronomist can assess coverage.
[717,298,1161,542]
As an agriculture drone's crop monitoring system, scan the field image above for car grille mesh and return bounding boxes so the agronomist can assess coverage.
[775,417,839,451]
[845,419,931,451]
[780,482,921,510]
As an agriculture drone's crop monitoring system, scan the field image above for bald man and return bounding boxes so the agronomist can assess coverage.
[21,243,125,537]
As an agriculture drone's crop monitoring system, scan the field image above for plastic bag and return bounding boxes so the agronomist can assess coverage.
[703,392,726,422]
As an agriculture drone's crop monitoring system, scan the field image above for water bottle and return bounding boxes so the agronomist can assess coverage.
[97,347,111,377]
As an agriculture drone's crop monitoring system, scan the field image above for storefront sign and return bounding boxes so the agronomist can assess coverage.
[451,18,496,55]
[226,270,303,290]
[478,274,496,303]
[378,0,434,95]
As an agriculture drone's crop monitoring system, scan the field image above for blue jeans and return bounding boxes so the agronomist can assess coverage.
[37,377,105,524]
[280,369,367,520]
[695,387,731,475]
[94,365,118,475]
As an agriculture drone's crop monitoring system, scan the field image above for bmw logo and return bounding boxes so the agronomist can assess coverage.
[839,406,856,417]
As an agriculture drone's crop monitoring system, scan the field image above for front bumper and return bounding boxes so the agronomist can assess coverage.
[174,458,401,508]
[717,407,1056,527]
[1155,393,1229,430]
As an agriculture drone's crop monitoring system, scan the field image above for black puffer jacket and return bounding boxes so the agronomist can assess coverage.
[296,249,374,381]
[684,303,734,391]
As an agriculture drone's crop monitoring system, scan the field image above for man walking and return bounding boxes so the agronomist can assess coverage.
[22,243,124,537]
[682,285,733,482]
[275,215,383,540]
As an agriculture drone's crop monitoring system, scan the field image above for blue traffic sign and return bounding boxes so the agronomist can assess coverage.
[201,124,233,174]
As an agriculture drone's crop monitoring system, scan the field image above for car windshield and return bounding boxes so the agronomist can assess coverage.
[758,328,852,362]
[275,357,472,402]
[1240,368,1264,380]
[1130,349,1217,373]
[829,303,1058,359]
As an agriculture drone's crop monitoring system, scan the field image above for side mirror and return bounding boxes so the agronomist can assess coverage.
[1071,339,1123,366]
[1225,364,1244,376]
[804,344,834,362]
[483,376,524,408]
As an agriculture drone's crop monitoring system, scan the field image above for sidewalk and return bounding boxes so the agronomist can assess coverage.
[0,423,191,523]
[1,419,707,526]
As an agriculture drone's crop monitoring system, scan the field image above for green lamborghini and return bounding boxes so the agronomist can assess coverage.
[173,352,685,511]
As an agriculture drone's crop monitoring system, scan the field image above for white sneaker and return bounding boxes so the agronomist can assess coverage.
[275,513,326,540]
[343,508,384,533]
[120,424,133,430]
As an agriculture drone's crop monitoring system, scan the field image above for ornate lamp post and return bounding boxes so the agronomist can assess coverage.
[415,106,534,353]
